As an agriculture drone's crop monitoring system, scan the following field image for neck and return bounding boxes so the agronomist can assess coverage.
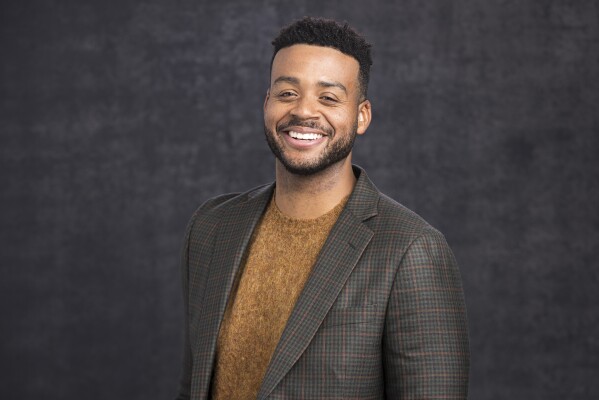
[274,157,356,219]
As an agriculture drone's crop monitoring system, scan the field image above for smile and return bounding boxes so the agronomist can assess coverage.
[288,131,324,140]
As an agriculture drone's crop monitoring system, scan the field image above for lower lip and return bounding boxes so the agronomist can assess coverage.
[281,132,327,149]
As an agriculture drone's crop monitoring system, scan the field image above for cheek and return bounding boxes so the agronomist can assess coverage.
[326,109,355,129]
[264,103,285,126]
[263,106,276,127]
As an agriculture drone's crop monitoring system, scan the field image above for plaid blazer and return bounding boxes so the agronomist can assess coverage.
[176,166,469,399]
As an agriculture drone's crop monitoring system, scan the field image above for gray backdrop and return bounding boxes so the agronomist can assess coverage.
[1,1,598,399]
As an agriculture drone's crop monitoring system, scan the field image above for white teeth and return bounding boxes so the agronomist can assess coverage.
[289,131,323,140]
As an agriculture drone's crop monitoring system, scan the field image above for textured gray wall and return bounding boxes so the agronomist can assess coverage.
[1,1,598,399]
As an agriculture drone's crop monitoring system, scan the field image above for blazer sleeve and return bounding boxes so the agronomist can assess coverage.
[175,214,195,400]
[383,228,470,399]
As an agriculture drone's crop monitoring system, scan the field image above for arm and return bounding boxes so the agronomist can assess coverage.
[175,215,195,400]
[383,228,470,399]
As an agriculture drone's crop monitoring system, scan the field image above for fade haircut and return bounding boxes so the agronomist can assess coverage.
[271,17,373,100]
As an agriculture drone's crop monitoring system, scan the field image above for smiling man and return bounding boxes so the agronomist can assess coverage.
[176,17,470,400]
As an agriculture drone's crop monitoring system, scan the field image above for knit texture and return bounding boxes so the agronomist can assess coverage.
[211,194,349,400]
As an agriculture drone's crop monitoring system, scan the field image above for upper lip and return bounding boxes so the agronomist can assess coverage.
[280,126,328,136]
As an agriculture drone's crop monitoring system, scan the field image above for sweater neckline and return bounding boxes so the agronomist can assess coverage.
[268,193,350,227]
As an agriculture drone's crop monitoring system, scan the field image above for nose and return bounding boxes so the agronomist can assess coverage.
[290,96,319,119]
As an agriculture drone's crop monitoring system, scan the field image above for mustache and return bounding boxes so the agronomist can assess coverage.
[276,117,334,136]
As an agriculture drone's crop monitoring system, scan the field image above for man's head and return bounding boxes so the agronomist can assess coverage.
[271,17,372,101]
[264,18,373,176]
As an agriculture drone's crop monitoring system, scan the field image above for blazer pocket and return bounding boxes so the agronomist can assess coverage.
[320,304,380,328]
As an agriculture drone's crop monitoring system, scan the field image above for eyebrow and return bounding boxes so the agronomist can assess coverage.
[273,76,348,94]
[317,80,347,94]
[273,76,300,86]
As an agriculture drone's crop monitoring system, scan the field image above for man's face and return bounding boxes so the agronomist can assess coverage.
[264,44,371,176]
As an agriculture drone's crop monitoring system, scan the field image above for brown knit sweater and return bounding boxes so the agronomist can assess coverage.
[211,194,348,400]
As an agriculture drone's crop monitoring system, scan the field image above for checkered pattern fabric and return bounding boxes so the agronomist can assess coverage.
[176,166,470,399]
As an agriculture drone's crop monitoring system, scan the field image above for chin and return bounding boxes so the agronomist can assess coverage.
[281,162,328,176]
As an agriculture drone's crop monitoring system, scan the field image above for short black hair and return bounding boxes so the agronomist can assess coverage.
[271,17,373,100]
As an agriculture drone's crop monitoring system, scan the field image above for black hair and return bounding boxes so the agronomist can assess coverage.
[271,17,373,100]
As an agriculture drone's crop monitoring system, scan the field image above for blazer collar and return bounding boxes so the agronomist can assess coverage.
[345,164,380,222]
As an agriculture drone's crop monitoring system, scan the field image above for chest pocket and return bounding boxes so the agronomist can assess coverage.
[320,303,381,328]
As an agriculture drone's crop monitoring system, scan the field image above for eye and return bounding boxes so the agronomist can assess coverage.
[277,91,297,99]
[320,95,339,103]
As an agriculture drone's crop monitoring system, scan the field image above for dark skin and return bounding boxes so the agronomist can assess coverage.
[263,44,372,219]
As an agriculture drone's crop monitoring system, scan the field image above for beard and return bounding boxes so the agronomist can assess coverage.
[264,117,358,176]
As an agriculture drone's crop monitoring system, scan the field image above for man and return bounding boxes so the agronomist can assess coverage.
[176,17,469,399]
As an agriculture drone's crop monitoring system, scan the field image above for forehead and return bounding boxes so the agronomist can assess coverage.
[271,44,360,89]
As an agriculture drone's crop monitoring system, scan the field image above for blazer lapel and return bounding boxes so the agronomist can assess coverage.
[192,183,274,397]
[257,166,380,399]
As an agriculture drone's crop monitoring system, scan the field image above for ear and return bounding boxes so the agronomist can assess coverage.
[263,88,270,112]
[356,99,372,135]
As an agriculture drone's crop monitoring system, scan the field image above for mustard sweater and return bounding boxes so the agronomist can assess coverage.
[211,195,348,399]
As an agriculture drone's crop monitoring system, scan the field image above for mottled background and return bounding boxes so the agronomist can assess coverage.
[1,1,598,399]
